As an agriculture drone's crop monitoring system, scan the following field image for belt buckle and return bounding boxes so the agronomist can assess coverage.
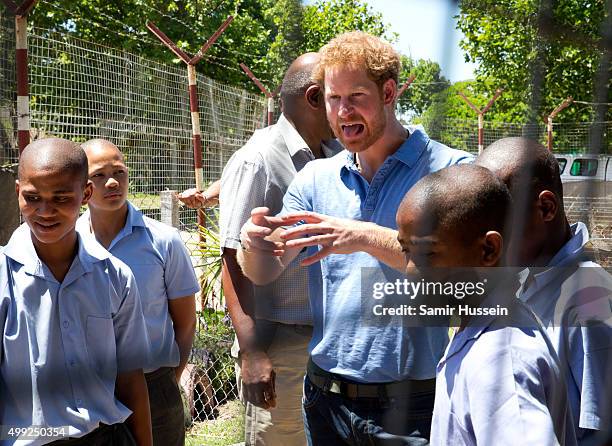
[328,379,344,394]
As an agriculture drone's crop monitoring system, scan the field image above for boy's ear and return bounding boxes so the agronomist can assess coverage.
[382,78,397,106]
[305,84,323,109]
[482,231,503,266]
[15,179,19,197]
[82,180,93,205]
[537,190,558,222]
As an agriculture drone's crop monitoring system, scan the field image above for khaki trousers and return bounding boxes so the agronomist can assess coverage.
[233,322,312,446]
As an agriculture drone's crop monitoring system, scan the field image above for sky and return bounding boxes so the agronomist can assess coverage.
[304,0,478,83]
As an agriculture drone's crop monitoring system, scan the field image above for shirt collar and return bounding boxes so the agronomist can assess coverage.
[342,125,430,172]
[78,201,144,249]
[546,222,589,267]
[518,222,590,301]
[3,223,110,282]
[276,114,311,157]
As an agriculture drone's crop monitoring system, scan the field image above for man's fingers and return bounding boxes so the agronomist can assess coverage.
[301,246,333,266]
[281,211,324,224]
[280,224,333,240]
[284,234,335,250]
[250,207,288,231]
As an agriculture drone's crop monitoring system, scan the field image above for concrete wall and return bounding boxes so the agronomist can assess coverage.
[0,166,19,245]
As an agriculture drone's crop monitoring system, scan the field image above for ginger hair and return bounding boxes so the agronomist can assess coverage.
[313,31,400,87]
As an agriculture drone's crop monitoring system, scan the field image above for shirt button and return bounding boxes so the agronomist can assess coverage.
[70,360,76,367]
[76,399,82,405]
[63,321,69,328]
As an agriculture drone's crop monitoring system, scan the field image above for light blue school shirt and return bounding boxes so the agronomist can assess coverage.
[518,222,612,443]
[281,128,473,382]
[0,224,149,445]
[77,202,200,373]
[431,281,577,446]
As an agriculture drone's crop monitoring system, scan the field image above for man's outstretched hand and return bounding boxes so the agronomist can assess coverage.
[279,211,368,266]
[240,207,304,256]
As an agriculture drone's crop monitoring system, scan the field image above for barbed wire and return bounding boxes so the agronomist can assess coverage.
[38,0,166,50]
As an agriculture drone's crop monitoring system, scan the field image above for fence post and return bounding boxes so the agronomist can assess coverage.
[1,0,38,154]
[458,88,503,154]
[160,190,180,229]
[239,63,277,126]
[545,97,573,151]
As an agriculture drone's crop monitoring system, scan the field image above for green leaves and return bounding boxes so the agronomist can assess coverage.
[456,0,610,123]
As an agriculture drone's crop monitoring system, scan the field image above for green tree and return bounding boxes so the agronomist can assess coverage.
[457,0,611,123]
[397,55,450,117]
[302,0,396,51]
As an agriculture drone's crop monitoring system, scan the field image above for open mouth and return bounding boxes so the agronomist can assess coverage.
[341,123,365,138]
[34,221,60,232]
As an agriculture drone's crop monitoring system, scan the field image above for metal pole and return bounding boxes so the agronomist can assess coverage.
[458,89,502,154]
[1,0,40,155]
[15,14,29,154]
[147,16,234,239]
[187,64,204,192]
[397,74,416,99]
[477,113,484,154]
[239,63,276,127]
[545,96,573,152]
[547,115,554,152]
[267,96,275,127]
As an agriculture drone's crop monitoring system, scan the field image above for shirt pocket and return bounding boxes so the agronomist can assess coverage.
[86,315,117,380]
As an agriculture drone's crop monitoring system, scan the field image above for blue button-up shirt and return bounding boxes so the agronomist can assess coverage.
[281,128,473,382]
[77,202,200,373]
[518,222,612,443]
[431,281,577,446]
[0,224,149,445]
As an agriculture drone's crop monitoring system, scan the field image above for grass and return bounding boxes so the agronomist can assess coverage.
[185,399,245,446]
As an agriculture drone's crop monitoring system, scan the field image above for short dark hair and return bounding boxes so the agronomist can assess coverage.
[476,137,564,207]
[280,69,315,99]
[19,137,89,185]
[400,164,512,243]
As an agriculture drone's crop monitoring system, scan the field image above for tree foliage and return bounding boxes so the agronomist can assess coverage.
[397,56,450,117]
[29,0,398,95]
[456,0,611,123]
[301,0,395,51]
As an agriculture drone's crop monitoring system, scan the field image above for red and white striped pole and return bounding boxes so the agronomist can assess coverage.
[397,74,416,99]
[239,63,276,127]
[458,88,503,154]
[545,97,573,152]
[2,0,39,155]
[477,113,484,153]
[15,14,29,154]
[187,64,204,192]
[147,16,233,237]
[147,16,233,196]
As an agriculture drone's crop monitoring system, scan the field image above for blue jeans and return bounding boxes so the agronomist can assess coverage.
[302,375,433,446]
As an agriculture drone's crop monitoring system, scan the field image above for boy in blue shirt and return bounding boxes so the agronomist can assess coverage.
[0,138,152,445]
[476,137,612,444]
[76,139,199,446]
[396,164,576,445]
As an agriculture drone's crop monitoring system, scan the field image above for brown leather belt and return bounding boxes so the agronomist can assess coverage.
[306,358,435,400]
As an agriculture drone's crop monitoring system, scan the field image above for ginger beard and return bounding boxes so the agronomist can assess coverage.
[324,66,389,154]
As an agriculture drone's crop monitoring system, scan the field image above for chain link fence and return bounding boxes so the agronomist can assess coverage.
[422,117,612,154]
